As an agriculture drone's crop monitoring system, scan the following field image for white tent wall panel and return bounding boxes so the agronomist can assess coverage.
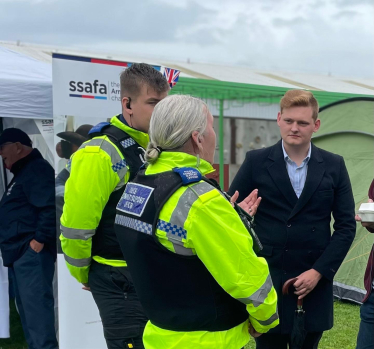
[0,80,52,120]
[0,46,52,120]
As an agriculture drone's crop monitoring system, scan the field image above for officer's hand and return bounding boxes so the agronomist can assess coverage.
[82,283,91,292]
[231,189,261,216]
[356,199,374,230]
[30,239,44,253]
[294,269,322,299]
[248,323,262,338]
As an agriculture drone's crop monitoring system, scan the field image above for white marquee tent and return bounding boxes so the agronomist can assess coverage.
[0,46,54,170]
[0,46,52,120]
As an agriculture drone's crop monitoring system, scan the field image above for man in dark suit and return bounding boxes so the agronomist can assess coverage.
[229,89,356,349]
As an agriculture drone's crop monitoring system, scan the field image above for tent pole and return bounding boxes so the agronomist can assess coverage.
[219,99,224,189]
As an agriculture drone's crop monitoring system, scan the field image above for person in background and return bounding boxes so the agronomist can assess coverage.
[355,179,374,349]
[55,124,93,250]
[229,90,356,349]
[114,95,279,349]
[53,123,93,339]
[0,128,58,349]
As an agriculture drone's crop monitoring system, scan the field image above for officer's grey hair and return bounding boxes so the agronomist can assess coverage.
[145,95,208,164]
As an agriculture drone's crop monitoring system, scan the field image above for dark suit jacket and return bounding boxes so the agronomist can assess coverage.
[229,140,356,333]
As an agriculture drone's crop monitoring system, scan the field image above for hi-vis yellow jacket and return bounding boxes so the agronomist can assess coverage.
[60,115,149,283]
[141,152,279,349]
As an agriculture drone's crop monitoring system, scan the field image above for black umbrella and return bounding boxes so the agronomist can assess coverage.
[283,278,307,349]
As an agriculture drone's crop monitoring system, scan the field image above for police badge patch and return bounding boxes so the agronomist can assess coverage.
[117,183,154,217]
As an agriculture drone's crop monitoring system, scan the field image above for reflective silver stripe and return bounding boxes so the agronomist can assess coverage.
[166,182,214,255]
[60,225,95,240]
[169,182,214,229]
[173,244,194,256]
[237,274,273,307]
[63,253,91,267]
[189,181,215,197]
[257,312,279,326]
[80,138,128,179]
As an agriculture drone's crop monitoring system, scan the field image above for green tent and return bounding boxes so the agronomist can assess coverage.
[313,97,374,303]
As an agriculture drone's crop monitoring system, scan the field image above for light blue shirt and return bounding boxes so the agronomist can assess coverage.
[282,141,311,198]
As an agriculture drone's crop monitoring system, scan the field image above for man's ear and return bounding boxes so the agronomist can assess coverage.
[15,142,23,154]
[122,97,132,115]
[314,119,321,132]
[277,112,282,126]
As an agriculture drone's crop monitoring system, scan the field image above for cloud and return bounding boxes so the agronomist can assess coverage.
[334,0,373,6]
[0,0,372,78]
[332,10,360,19]
[272,17,306,27]
[0,0,214,45]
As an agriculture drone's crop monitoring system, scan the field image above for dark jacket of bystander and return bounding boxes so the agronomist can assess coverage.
[0,148,56,266]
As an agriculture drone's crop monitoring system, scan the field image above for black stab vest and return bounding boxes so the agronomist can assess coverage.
[114,169,248,332]
[88,120,145,260]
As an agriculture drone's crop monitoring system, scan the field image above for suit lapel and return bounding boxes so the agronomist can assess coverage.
[288,144,325,220]
[267,141,298,207]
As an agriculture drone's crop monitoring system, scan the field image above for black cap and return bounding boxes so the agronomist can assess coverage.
[0,128,32,147]
[57,124,93,147]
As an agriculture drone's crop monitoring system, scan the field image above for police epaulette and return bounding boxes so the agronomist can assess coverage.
[173,167,202,185]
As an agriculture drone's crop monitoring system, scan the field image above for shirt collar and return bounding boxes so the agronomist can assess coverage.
[281,140,311,164]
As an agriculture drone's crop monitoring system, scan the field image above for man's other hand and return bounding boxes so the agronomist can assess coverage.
[249,323,262,338]
[29,239,44,253]
[294,269,322,300]
[356,199,374,230]
[231,189,262,216]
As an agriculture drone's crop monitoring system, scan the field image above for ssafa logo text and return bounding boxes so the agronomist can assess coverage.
[69,80,108,100]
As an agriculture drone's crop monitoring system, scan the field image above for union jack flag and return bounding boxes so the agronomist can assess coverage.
[164,67,180,88]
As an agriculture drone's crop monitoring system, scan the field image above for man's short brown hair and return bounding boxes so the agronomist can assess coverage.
[280,89,319,120]
[120,63,170,100]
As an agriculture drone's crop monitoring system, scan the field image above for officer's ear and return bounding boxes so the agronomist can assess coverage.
[191,131,203,154]
[122,96,132,116]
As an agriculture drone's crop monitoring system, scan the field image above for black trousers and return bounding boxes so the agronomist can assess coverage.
[255,332,323,349]
[89,261,148,349]
[11,246,58,349]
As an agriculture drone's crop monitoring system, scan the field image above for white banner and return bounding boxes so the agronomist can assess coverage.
[52,54,164,349]
[53,54,162,117]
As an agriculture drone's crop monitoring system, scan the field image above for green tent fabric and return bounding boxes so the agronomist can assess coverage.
[313,97,374,304]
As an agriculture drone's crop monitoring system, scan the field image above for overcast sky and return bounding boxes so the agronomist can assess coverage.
[1,0,373,78]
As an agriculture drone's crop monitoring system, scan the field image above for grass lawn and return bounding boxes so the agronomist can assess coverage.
[245,301,361,349]
[0,300,360,349]
[0,300,26,349]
